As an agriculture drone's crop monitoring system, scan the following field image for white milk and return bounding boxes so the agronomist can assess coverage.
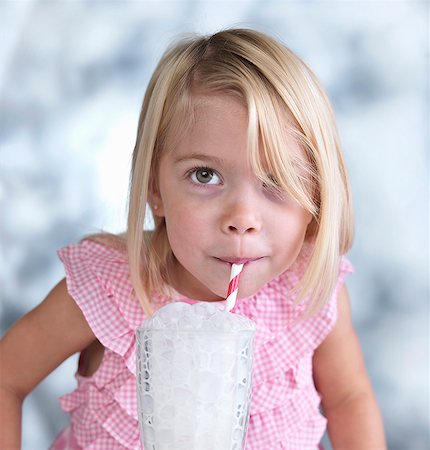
[136,302,256,450]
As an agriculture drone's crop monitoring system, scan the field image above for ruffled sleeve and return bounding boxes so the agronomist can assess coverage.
[58,239,146,374]
[234,250,354,450]
[56,240,146,449]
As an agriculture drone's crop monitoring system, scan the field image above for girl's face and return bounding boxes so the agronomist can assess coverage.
[152,93,313,301]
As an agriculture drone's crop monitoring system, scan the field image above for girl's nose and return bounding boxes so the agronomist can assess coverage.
[220,200,263,236]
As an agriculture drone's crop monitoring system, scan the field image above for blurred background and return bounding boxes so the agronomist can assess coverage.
[0,0,428,449]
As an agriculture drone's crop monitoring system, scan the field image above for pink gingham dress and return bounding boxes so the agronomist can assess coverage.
[50,240,353,450]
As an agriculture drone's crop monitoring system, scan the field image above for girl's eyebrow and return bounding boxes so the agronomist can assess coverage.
[174,152,224,166]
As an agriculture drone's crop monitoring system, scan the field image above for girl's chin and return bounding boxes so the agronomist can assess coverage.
[172,258,269,302]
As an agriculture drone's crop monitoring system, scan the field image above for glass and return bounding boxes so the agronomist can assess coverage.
[136,327,255,450]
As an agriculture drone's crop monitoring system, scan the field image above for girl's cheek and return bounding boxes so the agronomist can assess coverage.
[171,208,208,234]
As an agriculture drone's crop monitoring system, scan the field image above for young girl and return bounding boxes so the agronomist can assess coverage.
[1,29,386,449]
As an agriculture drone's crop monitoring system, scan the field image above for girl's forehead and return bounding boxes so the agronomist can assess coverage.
[184,93,307,161]
[189,93,247,132]
[162,92,309,179]
[163,93,244,152]
[190,91,246,113]
[183,93,294,139]
[164,95,247,165]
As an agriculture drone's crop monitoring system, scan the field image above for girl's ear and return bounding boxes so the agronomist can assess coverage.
[148,171,165,216]
[148,186,165,217]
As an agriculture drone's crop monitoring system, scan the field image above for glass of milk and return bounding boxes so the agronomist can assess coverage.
[136,301,256,450]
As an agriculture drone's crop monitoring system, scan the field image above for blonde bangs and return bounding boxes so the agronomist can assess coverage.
[245,89,319,217]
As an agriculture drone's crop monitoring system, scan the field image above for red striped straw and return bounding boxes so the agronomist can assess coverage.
[225,263,244,312]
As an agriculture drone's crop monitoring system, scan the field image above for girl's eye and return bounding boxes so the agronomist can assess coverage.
[189,167,221,185]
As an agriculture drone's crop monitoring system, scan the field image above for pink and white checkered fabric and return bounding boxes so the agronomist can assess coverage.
[50,240,353,450]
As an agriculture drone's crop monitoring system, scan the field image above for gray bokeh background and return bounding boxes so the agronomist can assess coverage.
[1,1,428,449]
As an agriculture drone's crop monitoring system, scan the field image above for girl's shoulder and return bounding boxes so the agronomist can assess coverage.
[57,236,146,350]
[58,237,132,299]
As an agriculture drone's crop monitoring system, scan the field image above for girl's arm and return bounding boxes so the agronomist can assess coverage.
[0,279,96,449]
[313,285,387,449]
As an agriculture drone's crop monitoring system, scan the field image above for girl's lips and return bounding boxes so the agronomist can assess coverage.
[216,256,264,265]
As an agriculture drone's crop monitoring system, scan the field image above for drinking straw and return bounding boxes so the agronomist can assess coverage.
[225,263,244,312]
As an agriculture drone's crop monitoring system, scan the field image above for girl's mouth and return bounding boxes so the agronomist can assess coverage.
[215,256,264,265]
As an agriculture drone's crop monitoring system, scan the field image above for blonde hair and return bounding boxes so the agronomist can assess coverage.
[88,28,354,317]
